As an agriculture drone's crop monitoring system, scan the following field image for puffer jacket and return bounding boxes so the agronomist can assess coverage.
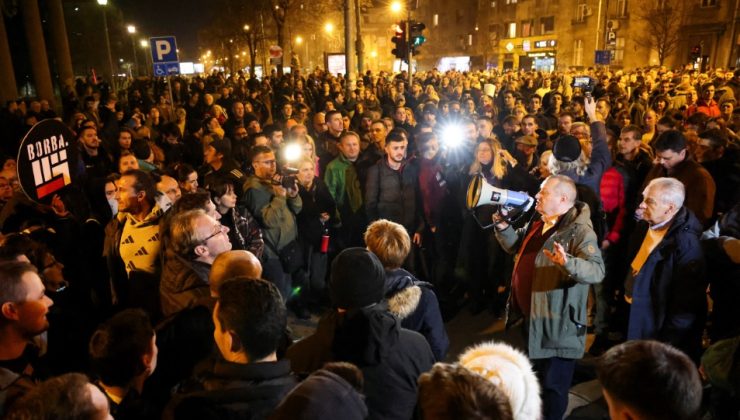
[496,201,605,359]
[385,268,449,361]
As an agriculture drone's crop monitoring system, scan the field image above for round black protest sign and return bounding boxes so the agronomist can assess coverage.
[16,119,81,205]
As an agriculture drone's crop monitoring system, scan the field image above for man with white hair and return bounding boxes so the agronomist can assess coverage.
[624,177,706,362]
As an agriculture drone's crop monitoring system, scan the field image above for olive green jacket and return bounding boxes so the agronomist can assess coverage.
[242,176,302,259]
[496,201,605,359]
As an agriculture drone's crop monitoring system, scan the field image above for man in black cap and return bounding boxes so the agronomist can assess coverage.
[285,248,435,420]
[200,138,246,199]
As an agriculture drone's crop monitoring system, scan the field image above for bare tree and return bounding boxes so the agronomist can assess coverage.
[198,0,272,77]
[633,0,687,66]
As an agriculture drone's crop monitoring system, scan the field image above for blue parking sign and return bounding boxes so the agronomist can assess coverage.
[150,36,179,76]
[150,36,178,63]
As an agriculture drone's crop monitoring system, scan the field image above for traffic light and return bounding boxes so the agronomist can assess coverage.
[391,21,408,60]
[409,21,426,53]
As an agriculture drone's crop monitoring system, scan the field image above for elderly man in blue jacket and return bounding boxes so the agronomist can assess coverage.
[624,177,706,363]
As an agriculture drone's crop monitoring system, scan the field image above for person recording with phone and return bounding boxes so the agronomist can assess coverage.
[492,174,605,420]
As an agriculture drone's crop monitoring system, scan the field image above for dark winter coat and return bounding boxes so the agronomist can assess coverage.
[296,178,337,248]
[165,359,297,420]
[625,206,706,361]
[385,268,449,361]
[365,158,423,235]
[159,248,212,318]
[285,304,435,420]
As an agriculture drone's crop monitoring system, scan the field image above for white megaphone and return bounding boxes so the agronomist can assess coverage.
[466,175,534,227]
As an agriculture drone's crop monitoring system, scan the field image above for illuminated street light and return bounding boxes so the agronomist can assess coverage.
[126,25,139,76]
[243,24,250,31]
[295,36,303,45]
[97,0,114,83]
[390,1,402,13]
[324,22,334,34]
[140,39,148,48]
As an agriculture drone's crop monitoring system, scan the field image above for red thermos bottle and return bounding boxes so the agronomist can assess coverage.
[320,227,330,253]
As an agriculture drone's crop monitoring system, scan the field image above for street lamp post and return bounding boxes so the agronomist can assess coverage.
[97,0,115,86]
[140,39,150,77]
[127,25,139,77]
[295,36,308,72]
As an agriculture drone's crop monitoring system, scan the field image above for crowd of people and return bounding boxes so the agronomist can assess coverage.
[0,64,738,419]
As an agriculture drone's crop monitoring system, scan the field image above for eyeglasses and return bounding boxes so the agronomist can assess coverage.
[202,223,227,242]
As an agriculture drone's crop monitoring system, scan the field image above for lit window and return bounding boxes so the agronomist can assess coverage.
[574,39,583,66]
[434,14,439,26]
[616,0,628,16]
[507,22,517,38]
[701,0,717,6]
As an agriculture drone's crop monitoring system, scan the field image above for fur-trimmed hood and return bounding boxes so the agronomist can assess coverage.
[459,341,542,420]
[384,268,423,320]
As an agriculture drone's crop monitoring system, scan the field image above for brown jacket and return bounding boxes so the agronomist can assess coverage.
[643,157,716,226]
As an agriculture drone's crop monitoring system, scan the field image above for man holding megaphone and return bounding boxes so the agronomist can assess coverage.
[492,174,605,420]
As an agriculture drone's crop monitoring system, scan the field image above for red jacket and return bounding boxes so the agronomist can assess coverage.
[600,166,627,244]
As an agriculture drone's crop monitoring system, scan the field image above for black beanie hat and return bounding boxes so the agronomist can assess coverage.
[553,135,582,163]
[329,248,386,309]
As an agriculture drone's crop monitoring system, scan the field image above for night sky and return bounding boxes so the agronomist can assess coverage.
[116,0,212,60]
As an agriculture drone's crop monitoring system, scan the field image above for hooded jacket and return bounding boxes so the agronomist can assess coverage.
[271,369,368,420]
[285,304,434,420]
[385,268,449,361]
[495,201,605,359]
[625,206,706,361]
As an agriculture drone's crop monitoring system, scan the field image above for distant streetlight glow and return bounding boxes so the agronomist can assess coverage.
[96,0,107,5]
[243,24,250,31]
[140,39,148,48]
[295,36,303,45]
[390,1,402,13]
[324,22,334,33]
[127,25,136,34]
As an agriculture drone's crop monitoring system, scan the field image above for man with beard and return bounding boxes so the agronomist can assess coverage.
[365,130,422,271]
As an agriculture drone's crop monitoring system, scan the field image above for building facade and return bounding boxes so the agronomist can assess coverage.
[463,0,740,71]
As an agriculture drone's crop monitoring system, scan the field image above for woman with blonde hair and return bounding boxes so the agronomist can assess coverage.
[459,137,538,315]
[424,85,440,104]
[301,135,321,177]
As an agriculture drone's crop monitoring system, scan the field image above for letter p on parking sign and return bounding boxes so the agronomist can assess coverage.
[150,36,179,63]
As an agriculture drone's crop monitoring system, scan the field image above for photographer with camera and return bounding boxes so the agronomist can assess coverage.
[242,146,303,302]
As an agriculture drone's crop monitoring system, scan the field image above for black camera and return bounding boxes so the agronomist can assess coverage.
[272,167,299,189]
[572,76,596,96]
